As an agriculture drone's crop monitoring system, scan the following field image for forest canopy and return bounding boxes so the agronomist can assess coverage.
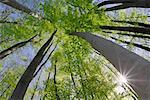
[0,0,150,100]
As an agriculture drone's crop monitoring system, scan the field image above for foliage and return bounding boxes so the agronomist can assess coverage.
[0,66,24,100]
[0,0,149,99]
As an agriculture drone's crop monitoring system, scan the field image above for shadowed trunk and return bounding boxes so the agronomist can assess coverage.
[9,30,57,100]
[53,60,60,100]
[100,26,150,35]
[97,0,150,11]
[71,32,150,100]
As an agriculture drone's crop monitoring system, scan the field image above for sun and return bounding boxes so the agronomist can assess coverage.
[118,74,127,85]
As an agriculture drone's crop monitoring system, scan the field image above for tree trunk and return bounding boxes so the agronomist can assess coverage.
[100,26,150,35]
[71,32,150,100]
[9,30,56,100]
[97,0,150,11]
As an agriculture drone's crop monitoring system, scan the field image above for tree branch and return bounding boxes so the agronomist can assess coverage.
[30,71,42,100]
[0,34,37,60]
[103,31,150,39]
[33,43,57,77]
[112,20,150,28]
[43,72,51,100]
[111,37,150,51]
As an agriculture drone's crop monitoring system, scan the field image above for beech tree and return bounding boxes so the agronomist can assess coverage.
[0,0,149,100]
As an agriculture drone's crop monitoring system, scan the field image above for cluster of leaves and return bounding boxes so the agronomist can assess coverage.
[0,66,24,100]
[1,0,149,99]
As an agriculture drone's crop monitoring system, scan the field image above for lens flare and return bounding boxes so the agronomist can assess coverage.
[118,74,127,85]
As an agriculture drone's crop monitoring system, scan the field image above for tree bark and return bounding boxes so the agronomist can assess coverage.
[97,0,150,11]
[9,30,57,100]
[71,32,150,100]
[100,26,150,35]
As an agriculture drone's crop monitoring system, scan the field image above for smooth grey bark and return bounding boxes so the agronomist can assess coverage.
[97,0,150,11]
[71,32,150,100]
[9,30,57,100]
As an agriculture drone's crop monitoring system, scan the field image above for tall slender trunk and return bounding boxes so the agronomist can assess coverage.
[99,26,150,35]
[9,30,57,100]
[53,60,60,100]
[97,0,150,11]
[71,32,150,100]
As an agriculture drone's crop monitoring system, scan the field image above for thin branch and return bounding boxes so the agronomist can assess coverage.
[0,20,18,24]
[112,20,150,28]
[0,34,38,60]
[53,60,60,100]
[0,85,11,97]
[0,38,13,45]
[68,66,79,98]
[116,33,150,39]
[111,37,150,51]
[31,71,42,100]
[43,72,51,100]
[33,43,57,77]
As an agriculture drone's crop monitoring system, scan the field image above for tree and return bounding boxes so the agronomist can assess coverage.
[0,0,149,99]
[71,32,150,99]
[10,30,56,99]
